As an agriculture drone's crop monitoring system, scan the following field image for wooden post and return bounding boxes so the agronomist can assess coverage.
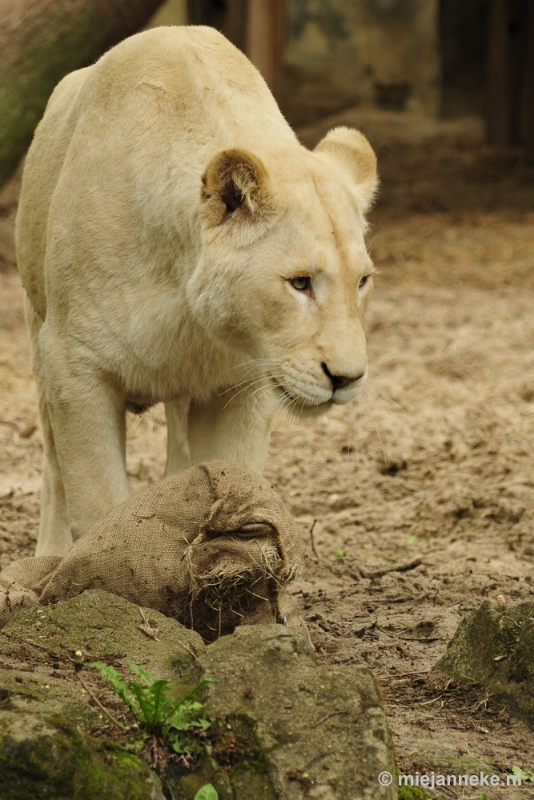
[486,0,512,146]
[486,0,533,155]
[246,0,286,100]
[0,0,166,187]
[519,1,534,159]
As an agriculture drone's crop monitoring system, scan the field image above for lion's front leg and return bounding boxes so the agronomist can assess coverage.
[42,338,130,545]
[26,298,72,556]
[164,396,192,477]
[187,385,277,476]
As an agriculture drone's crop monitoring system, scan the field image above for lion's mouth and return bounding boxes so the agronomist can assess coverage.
[271,377,332,412]
[272,378,296,402]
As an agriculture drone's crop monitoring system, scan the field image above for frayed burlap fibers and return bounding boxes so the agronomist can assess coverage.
[0,462,306,641]
[0,555,61,627]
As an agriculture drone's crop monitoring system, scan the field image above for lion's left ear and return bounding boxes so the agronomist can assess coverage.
[201,148,273,227]
[314,127,378,213]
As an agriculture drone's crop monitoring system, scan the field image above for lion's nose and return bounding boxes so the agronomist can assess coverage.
[321,362,365,391]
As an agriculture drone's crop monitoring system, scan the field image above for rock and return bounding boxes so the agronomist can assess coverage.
[435,600,534,726]
[169,624,396,799]
[0,590,202,799]
[0,590,203,726]
[0,713,165,800]
[0,590,396,799]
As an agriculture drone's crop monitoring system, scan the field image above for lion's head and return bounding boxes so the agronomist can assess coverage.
[188,126,378,418]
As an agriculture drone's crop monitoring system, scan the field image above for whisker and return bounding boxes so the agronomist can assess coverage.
[216,357,283,382]
[278,388,305,423]
[365,377,402,410]
[221,377,271,411]
[360,387,388,464]
[219,373,270,398]
[217,359,285,408]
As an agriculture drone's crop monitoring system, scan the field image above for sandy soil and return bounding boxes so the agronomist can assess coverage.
[1,109,533,797]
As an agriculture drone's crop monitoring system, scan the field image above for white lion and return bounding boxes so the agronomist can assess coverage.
[16,26,378,556]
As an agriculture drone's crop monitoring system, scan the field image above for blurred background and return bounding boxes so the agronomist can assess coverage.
[1,0,533,262]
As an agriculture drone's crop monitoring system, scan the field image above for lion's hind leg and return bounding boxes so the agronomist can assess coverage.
[24,295,72,556]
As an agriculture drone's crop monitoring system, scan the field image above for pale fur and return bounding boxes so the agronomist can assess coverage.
[16,26,378,556]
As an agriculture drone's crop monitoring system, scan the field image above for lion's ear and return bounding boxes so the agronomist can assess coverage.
[314,127,378,213]
[201,148,272,226]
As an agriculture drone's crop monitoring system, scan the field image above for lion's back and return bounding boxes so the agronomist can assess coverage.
[16,26,294,318]
[16,65,93,315]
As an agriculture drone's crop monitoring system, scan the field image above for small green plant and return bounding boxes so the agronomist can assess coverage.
[194,785,218,800]
[510,765,534,783]
[91,661,213,753]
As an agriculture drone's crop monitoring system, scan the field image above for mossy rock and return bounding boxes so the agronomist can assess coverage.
[436,600,534,726]
[2,588,204,674]
[0,590,204,729]
[0,591,397,799]
[0,713,164,800]
[168,624,397,799]
[0,590,203,798]
[398,787,431,800]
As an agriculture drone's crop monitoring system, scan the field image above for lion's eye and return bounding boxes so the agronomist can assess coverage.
[290,276,311,292]
[359,274,370,289]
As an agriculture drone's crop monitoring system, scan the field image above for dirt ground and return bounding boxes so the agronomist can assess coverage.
[1,108,533,798]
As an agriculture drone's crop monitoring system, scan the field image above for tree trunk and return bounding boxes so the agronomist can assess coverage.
[0,0,166,187]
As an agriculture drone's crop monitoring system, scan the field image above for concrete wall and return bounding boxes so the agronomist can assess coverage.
[284,0,440,124]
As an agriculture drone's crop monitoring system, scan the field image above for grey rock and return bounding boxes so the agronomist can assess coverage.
[192,624,397,800]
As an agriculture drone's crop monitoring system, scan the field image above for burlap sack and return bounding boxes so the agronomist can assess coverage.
[0,555,61,628]
[0,462,305,641]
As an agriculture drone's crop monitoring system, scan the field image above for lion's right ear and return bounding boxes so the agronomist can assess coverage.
[314,127,378,213]
[201,149,273,227]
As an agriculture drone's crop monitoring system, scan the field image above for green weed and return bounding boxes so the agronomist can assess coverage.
[91,661,213,754]
[194,785,218,800]
[510,765,534,783]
